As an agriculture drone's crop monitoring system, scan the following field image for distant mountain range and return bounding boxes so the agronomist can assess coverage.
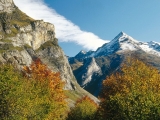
[69,32,160,96]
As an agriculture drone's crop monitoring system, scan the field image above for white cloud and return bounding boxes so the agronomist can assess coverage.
[14,0,108,50]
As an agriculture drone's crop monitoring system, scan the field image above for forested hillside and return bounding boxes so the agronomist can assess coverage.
[1,57,160,119]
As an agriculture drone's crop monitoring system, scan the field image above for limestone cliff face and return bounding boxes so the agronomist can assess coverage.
[11,20,55,50]
[0,0,15,13]
[0,1,75,90]
[36,41,77,90]
[0,1,99,102]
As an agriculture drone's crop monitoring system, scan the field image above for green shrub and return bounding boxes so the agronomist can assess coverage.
[67,96,98,120]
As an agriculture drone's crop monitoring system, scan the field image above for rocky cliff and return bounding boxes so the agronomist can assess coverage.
[0,0,99,103]
[0,0,76,90]
[0,0,15,13]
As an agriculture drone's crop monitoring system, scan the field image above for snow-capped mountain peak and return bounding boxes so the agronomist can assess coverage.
[113,31,129,42]
[70,32,160,96]
[74,32,160,58]
[112,31,139,44]
[91,32,140,57]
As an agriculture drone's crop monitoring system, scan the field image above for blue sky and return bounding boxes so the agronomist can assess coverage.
[15,0,160,56]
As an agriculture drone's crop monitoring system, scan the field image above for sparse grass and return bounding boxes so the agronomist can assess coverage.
[4,28,19,37]
[11,8,34,27]
[24,44,32,49]
[0,7,34,38]
[36,39,58,51]
[11,20,30,27]
[10,28,18,34]
[0,39,24,52]
[71,61,83,71]
[64,90,81,102]
[13,46,23,51]
[0,39,12,43]
[0,44,23,53]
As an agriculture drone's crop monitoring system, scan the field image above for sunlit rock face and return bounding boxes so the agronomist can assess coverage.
[0,0,75,90]
[0,0,100,103]
[11,20,55,50]
[0,0,15,13]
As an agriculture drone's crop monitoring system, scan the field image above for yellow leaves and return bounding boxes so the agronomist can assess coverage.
[24,59,65,97]
[0,60,68,119]
[98,57,160,119]
[67,96,98,120]
[102,57,160,99]
[22,58,68,119]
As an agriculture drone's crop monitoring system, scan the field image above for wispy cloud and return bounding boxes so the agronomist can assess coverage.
[14,0,108,50]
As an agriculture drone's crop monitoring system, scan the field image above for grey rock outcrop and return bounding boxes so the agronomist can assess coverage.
[37,46,77,90]
[73,57,102,88]
[0,0,15,13]
[11,20,55,50]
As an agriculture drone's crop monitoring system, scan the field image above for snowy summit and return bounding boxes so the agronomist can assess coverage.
[74,32,160,58]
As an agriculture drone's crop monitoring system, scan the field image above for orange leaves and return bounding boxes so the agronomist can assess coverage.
[23,58,67,118]
[24,59,68,120]
[24,59,51,81]
[1,59,68,119]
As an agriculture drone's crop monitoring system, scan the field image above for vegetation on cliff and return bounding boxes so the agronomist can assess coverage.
[0,7,34,38]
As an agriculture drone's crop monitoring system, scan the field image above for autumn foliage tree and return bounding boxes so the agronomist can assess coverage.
[98,58,160,120]
[67,96,98,120]
[0,59,67,120]
[0,64,23,119]
[23,59,67,119]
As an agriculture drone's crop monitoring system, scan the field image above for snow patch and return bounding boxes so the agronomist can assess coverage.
[82,58,101,86]
[119,42,137,51]
[139,42,160,57]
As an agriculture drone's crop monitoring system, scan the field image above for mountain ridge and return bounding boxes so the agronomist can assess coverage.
[69,32,160,96]
[72,32,160,59]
